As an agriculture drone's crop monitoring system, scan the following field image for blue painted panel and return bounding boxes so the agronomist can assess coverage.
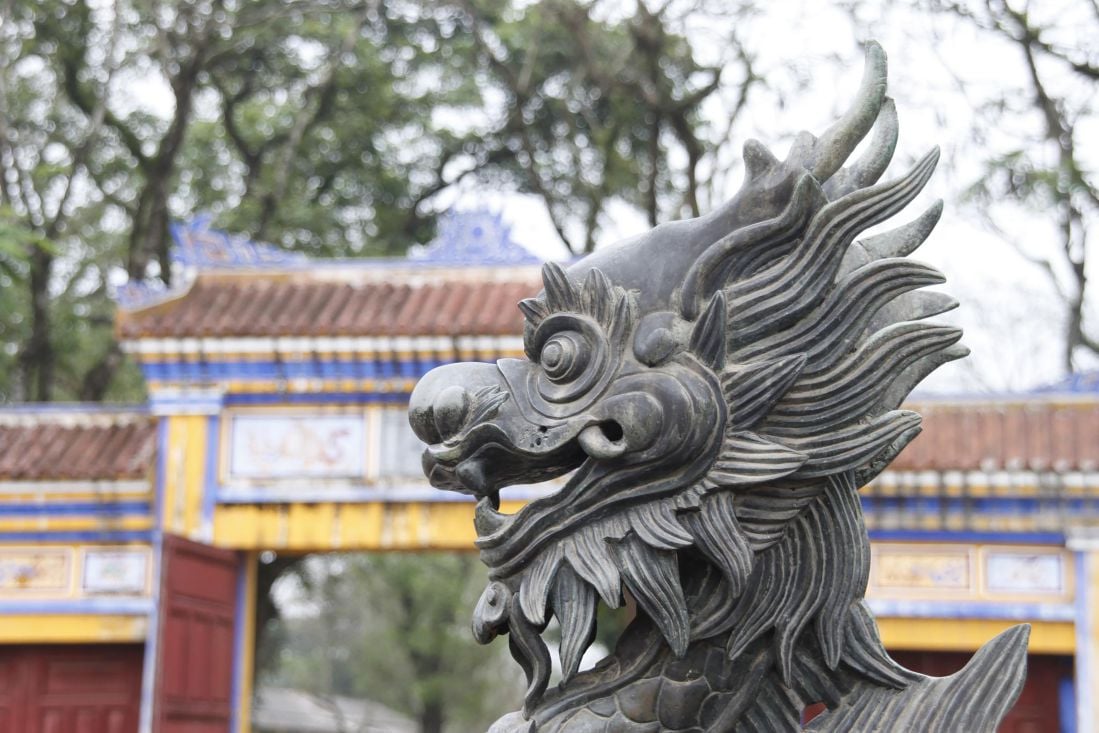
[867,530,1065,544]
[202,415,220,533]
[867,598,1075,621]
[1060,674,1077,733]
[0,501,150,517]
[221,391,412,406]
[0,598,154,614]
[140,355,506,385]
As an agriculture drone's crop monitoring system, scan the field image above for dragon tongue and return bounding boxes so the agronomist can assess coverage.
[475,494,506,536]
[456,458,492,495]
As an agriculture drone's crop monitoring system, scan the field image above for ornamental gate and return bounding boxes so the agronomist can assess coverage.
[0,217,1095,731]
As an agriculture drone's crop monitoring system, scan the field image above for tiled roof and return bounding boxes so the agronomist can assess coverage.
[0,411,156,481]
[117,272,541,339]
[895,400,1099,472]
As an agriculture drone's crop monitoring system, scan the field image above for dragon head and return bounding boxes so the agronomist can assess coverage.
[409,42,964,718]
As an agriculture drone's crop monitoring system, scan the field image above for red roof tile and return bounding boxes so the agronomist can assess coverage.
[0,413,156,482]
[118,270,542,340]
[894,400,1099,472]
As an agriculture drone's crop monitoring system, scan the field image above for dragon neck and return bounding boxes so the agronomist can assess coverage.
[520,481,916,732]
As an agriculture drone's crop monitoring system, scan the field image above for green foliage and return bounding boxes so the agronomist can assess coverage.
[265,553,524,733]
[1,0,737,402]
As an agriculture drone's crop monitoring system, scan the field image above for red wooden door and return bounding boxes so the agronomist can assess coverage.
[155,535,240,733]
[0,644,143,733]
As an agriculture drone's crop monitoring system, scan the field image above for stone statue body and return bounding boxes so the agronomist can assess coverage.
[409,43,1028,732]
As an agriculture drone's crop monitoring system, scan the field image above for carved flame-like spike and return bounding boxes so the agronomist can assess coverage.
[789,409,922,478]
[627,501,694,550]
[519,545,562,626]
[552,564,598,684]
[689,291,727,369]
[580,268,616,327]
[766,323,961,434]
[734,483,823,552]
[722,354,807,430]
[725,533,788,663]
[607,286,638,348]
[680,174,821,321]
[728,148,940,347]
[734,258,946,369]
[563,527,622,609]
[774,495,827,685]
[702,431,807,488]
[518,297,549,326]
[815,471,870,669]
[681,491,754,598]
[542,261,579,312]
[842,601,919,689]
[611,534,690,657]
[859,199,943,261]
[507,594,552,717]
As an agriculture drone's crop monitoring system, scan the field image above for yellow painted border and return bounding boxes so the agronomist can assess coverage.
[0,515,154,533]
[0,614,148,643]
[878,617,1073,654]
[163,414,209,536]
[213,500,529,551]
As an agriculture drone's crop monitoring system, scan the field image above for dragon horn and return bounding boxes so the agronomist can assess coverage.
[809,41,889,182]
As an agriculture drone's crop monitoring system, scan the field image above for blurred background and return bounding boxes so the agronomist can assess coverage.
[0,1,1095,732]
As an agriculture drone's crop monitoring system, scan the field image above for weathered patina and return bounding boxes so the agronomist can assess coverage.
[409,43,1028,732]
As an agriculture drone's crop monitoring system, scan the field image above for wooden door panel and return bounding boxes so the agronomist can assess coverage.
[155,535,240,733]
[0,645,142,733]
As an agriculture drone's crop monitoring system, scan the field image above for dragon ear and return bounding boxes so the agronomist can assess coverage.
[743,138,780,181]
[689,291,727,369]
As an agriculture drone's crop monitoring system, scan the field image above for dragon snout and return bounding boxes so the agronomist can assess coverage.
[419,385,470,443]
[409,362,508,445]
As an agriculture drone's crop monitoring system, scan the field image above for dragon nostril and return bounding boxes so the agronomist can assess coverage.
[600,421,624,442]
[433,385,471,440]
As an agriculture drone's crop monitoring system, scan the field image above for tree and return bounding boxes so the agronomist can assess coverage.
[455,0,761,254]
[265,553,524,733]
[1,0,743,401]
[925,0,1098,374]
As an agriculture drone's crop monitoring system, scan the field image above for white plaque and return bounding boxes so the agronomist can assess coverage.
[83,550,148,595]
[229,414,365,480]
[985,552,1063,594]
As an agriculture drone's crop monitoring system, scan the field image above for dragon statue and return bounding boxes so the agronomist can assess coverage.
[408,43,1029,732]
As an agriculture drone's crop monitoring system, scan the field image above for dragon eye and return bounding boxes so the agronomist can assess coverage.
[530,314,610,408]
[540,332,589,383]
